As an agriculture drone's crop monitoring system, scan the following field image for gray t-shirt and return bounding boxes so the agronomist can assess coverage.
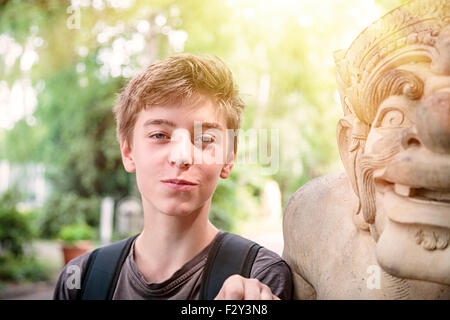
[53,232,292,300]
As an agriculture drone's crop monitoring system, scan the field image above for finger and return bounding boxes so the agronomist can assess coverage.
[215,275,245,300]
[215,283,230,300]
[214,287,225,300]
[244,279,263,300]
[260,285,274,300]
[225,276,245,300]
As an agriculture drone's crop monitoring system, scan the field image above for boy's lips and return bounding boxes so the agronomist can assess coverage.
[161,178,198,191]
[161,178,197,185]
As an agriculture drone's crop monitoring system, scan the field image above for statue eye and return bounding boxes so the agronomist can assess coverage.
[377,108,405,128]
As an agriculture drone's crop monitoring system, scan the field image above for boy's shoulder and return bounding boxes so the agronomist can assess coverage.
[249,245,293,300]
[221,232,290,280]
[53,250,93,300]
[213,231,291,281]
[251,246,290,276]
[53,234,138,300]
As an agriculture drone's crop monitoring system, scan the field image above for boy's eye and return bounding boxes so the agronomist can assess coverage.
[149,133,170,140]
[195,135,215,144]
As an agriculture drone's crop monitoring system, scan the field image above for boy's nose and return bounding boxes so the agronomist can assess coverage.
[168,129,193,168]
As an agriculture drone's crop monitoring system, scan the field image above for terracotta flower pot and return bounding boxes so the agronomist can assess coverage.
[62,240,93,265]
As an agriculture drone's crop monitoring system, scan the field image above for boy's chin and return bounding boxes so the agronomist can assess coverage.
[157,202,204,218]
[161,209,194,217]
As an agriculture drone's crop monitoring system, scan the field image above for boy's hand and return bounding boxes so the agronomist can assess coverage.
[214,275,281,300]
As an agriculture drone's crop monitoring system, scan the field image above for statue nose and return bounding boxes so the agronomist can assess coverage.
[415,91,450,154]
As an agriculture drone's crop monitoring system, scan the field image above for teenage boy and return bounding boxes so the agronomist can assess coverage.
[53,54,292,300]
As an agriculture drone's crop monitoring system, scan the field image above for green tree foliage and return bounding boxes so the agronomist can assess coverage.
[37,192,101,239]
[0,187,50,285]
[0,188,34,256]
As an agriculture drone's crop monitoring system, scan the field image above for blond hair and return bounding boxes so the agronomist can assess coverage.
[113,53,245,145]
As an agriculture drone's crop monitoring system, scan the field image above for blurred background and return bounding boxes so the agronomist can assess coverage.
[0,0,408,299]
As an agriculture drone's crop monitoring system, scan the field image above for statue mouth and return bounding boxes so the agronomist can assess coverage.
[370,145,450,227]
[376,179,450,203]
[375,179,450,228]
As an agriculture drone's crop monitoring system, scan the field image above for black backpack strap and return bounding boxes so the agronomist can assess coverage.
[79,234,139,300]
[200,232,262,300]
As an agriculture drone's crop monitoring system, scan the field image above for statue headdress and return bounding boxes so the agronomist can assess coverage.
[334,0,449,136]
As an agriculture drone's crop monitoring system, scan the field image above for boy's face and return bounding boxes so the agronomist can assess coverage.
[120,97,235,217]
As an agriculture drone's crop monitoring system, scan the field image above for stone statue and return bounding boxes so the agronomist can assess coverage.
[283,0,450,299]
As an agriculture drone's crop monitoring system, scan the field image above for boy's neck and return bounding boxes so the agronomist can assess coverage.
[133,199,219,284]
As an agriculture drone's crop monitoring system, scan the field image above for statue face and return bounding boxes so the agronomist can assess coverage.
[357,59,450,285]
[332,0,450,289]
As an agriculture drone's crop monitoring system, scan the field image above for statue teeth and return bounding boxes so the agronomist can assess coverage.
[394,183,412,197]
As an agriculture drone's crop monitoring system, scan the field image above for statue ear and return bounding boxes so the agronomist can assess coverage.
[337,115,359,194]
[337,115,370,231]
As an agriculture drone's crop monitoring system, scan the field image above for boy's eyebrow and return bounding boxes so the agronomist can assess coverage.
[143,119,176,128]
[144,119,224,130]
[200,121,224,130]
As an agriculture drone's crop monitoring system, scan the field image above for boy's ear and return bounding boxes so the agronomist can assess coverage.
[120,139,136,173]
[220,145,236,179]
[220,162,234,179]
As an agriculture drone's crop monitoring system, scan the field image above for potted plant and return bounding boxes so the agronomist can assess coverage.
[58,223,95,265]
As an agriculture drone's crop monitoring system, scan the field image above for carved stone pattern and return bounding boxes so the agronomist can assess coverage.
[415,229,449,251]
